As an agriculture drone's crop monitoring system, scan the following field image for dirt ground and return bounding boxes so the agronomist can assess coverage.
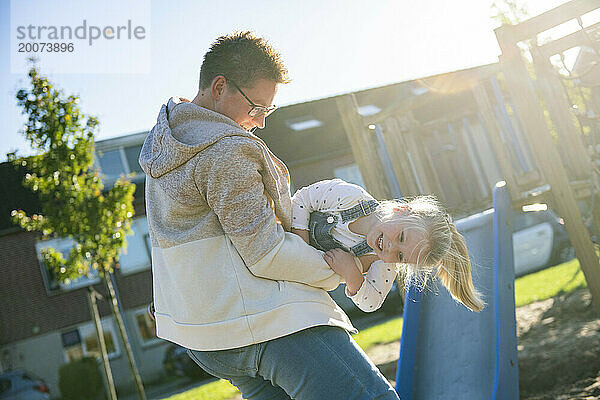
[515,288,600,399]
[370,288,600,399]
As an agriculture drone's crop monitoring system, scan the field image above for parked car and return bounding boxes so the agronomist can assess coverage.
[163,344,214,380]
[512,208,574,277]
[0,370,50,400]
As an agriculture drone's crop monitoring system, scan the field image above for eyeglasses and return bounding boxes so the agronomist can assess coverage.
[226,77,277,118]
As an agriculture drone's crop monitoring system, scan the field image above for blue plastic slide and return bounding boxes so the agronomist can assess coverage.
[395,183,519,399]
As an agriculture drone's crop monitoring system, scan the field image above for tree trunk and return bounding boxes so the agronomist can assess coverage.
[104,274,147,400]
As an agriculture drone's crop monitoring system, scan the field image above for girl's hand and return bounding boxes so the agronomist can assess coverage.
[324,248,364,295]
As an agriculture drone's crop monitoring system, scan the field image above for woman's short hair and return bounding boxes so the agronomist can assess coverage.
[199,31,290,90]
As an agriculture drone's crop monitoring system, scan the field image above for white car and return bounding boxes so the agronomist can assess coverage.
[512,209,574,277]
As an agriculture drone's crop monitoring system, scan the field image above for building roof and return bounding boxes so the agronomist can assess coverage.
[0,162,41,234]
[247,62,499,166]
[3,62,499,234]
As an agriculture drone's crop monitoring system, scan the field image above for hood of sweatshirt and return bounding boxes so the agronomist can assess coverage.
[139,97,253,178]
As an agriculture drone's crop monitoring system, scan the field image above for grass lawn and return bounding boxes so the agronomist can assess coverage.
[162,258,588,400]
[163,380,240,400]
[515,257,587,307]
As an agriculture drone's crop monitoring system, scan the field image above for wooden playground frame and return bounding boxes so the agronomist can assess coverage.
[337,0,600,314]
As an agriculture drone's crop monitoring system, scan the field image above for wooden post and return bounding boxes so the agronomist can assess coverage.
[105,274,147,400]
[459,117,491,200]
[380,117,420,196]
[503,0,599,43]
[496,24,600,315]
[472,81,520,202]
[423,149,446,203]
[87,287,117,400]
[431,127,467,209]
[336,94,392,199]
[396,115,441,196]
[530,45,592,181]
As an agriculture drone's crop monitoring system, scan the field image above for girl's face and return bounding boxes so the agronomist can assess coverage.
[366,217,427,264]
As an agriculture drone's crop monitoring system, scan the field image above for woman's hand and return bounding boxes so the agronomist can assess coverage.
[324,248,364,295]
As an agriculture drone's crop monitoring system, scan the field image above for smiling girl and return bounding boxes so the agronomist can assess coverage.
[291,179,484,313]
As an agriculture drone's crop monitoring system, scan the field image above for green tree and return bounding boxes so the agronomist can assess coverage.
[11,68,134,282]
[491,0,529,26]
[10,64,146,400]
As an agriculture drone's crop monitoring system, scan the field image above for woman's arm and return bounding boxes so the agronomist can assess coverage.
[197,138,341,290]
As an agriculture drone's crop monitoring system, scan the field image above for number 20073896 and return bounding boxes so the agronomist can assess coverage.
[18,42,74,52]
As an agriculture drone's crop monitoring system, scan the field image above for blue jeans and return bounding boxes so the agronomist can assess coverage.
[188,325,399,400]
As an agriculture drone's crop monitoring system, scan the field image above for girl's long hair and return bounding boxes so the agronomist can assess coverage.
[377,196,485,312]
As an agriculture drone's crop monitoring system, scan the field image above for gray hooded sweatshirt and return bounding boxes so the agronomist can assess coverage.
[139,97,355,351]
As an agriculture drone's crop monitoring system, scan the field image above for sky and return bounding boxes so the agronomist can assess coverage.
[1,0,574,161]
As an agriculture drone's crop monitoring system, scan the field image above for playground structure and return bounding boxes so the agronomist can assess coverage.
[335,0,600,397]
[337,0,600,315]
[396,183,519,399]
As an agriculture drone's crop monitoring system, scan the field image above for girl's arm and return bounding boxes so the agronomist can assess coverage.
[323,250,398,312]
[291,181,337,244]
[291,179,370,232]
[349,260,398,312]
[291,181,331,232]
[358,254,379,272]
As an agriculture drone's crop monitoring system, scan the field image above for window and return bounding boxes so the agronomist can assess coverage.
[124,145,144,175]
[334,164,366,189]
[79,318,121,359]
[36,218,150,293]
[357,105,381,117]
[96,144,145,182]
[97,149,127,181]
[285,116,323,131]
[62,329,84,362]
[119,216,151,275]
[61,319,121,362]
[36,238,100,294]
[410,86,429,96]
[135,307,160,346]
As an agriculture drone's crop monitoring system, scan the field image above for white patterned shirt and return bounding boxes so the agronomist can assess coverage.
[292,179,399,312]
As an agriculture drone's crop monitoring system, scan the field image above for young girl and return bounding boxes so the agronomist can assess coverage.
[291,178,485,313]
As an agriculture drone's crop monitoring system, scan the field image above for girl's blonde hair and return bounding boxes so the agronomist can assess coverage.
[377,196,485,312]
